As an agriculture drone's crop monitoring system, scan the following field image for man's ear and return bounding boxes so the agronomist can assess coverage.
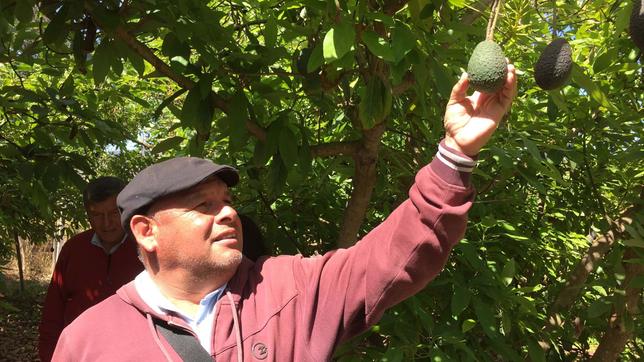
[131,215,158,252]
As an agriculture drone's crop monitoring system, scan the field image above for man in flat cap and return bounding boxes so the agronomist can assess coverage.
[39,176,143,361]
[52,68,516,361]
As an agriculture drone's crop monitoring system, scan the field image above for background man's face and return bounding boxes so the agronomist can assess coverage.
[148,178,243,276]
[86,195,125,246]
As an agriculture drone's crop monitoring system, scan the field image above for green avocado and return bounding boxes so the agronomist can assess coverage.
[630,0,644,51]
[467,40,508,93]
[534,38,573,90]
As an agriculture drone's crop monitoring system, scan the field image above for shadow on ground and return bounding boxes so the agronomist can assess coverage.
[0,277,47,362]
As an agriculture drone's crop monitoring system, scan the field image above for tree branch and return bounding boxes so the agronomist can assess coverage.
[392,72,415,96]
[336,123,385,248]
[551,198,641,313]
[591,247,644,361]
[383,0,409,15]
[462,0,496,25]
[310,141,359,158]
[84,2,269,142]
[538,189,643,355]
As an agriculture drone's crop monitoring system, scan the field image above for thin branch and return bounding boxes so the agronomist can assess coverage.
[1,39,25,88]
[383,0,408,15]
[486,0,502,41]
[551,0,557,37]
[233,19,266,31]
[153,88,186,121]
[582,128,608,220]
[84,1,269,142]
[257,190,301,254]
[533,0,550,25]
[462,0,495,25]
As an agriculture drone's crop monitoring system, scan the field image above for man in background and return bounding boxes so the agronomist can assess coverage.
[38,176,143,361]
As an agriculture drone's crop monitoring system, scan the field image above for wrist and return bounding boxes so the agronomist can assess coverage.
[444,137,479,157]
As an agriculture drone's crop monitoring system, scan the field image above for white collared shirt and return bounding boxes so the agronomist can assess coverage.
[134,271,226,353]
[90,233,127,254]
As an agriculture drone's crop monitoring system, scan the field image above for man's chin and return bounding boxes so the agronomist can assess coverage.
[98,232,125,245]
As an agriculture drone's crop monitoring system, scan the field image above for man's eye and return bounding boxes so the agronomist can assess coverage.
[196,202,210,210]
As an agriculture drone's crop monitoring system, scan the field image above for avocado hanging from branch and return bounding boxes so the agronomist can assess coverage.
[466,0,508,94]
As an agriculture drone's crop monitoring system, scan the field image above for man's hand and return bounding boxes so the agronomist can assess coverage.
[443,63,517,156]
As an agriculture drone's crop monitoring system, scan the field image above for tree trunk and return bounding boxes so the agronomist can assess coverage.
[552,203,640,314]
[591,248,643,361]
[13,230,24,292]
[336,124,385,248]
[540,199,641,352]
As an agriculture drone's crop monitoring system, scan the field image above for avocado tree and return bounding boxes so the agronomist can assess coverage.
[0,0,642,359]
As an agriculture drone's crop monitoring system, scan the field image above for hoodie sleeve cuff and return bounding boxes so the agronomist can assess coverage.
[429,139,478,187]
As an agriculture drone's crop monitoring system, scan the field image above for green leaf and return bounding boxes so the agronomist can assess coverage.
[72,30,86,71]
[548,89,569,112]
[358,76,392,129]
[151,136,184,154]
[501,259,515,286]
[59,74,75,97]
[571,63,616,111]
[279,127,298,169]
[228,92,249,151]
[125,48,145,76]
[448,0,466,7]
[592,285,608,296]
[593,48,615,74]
[43,5,68,45]
[527,340,546,362]
[91,7,120,32]
[323,21,355,61]
[624,222,644,248]
[181,88,213,134]
[391,24,416,62]
[268,155,288,197]
[306,43,324,73]
[15,0,34,23]
[30,180,51,216]
[501,311,512,335]
[430,61,453,98]
[59,160,86,190]
[473,299,498,338]
[253,140,270,167]
[461,319,476,333]
[162,32,191,59]
[546,95,558,122]
[615,1,633,35]
[92,40,112,85]
[587,300,611,318]
[627,275,644,289]
[451,285,471,317]
[522,136,543,162]
[264,16,277,48]
[361,31,395,62]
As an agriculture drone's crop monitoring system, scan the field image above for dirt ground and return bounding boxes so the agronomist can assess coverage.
[0,280,45,362]
[1,245,52,362]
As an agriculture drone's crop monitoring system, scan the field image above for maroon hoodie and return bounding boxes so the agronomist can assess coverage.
[52,151,475,361]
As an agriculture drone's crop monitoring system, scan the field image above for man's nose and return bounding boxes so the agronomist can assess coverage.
[215,205,237,224]
[103,213,117,227]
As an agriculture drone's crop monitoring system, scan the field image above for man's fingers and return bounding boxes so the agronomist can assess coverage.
[501,63,517,108]
[448,72,469,104]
